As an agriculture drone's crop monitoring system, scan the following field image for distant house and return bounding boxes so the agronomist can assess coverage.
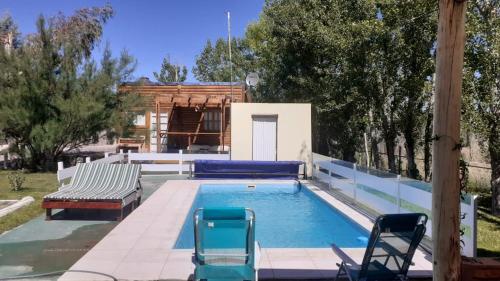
[119,78,249,153]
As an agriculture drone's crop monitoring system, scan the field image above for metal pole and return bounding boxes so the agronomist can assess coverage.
[227,11,233,160]
[227,11,234,102]
[397,175,401,213]
[364,132,370,168]
[353,163,357,204]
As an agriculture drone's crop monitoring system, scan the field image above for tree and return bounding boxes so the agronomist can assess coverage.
[366,1,437,176]
[0,6,137,171]
[193,38,255,82]
[463,0,500,215]
[0,13,22,50]
[246,0,376,161]
[153,55,187,83]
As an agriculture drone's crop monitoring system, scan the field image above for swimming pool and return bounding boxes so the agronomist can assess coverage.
[174,183,369,249]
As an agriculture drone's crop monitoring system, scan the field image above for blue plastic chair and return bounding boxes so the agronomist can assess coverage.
[332,213,428,281]
[193,207,261,281]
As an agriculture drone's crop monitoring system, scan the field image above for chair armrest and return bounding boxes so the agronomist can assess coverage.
[331,243,359,267]
[254,241,261,270]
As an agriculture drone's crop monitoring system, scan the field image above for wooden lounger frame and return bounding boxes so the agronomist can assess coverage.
[42,191,142,221]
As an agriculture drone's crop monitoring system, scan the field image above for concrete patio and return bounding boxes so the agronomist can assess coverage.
[57,179,433,281]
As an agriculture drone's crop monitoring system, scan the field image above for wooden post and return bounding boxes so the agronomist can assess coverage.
[219,105,223,149]
[432,1,467,281]
[222,101,226,151]
[156,100,161,153]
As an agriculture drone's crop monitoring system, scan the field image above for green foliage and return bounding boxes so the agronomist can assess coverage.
[154,55,187,83]
[193,38,256,82]
[366,1,437,175]
[0,13,21,48]
[246,0,377,160]
[463,0,500,214]
[245,0,437,168]
[8,170,26,191]
[0,6,137,171]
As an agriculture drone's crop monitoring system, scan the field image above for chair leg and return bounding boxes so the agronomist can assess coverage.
[45,208,52,220]
[335,262,353,281]
[118,208,124,221]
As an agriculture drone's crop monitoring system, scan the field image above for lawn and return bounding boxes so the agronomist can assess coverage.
[0,170,58,234]
[476,206,500,257]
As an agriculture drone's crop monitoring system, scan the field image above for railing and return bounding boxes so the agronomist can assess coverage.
[312,152,478,257]
[57,152,125,183]
[127,150,229,174]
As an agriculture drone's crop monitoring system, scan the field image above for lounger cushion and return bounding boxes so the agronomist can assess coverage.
[44,163,141,201]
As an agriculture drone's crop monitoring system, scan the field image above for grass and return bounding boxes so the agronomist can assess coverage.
[476,206,500,257]
[0,170,58,234]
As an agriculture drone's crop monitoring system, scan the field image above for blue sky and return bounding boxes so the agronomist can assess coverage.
[0,0,264,82]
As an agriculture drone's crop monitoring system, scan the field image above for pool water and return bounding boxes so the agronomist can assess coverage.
[174,183,369,248]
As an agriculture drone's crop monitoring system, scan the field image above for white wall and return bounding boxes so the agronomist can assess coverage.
[231,103,312,176]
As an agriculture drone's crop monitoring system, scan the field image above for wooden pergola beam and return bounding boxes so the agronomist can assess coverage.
[432,1,467,281]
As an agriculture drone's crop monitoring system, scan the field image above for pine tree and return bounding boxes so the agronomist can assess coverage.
[0,6,137,171]
[153,55,187,83]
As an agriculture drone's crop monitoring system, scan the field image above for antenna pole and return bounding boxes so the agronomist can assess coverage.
[227,11,234,159]
[227,11,234,102]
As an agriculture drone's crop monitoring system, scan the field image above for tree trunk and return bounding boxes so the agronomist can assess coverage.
[371,137,380,169]
[432,1,467,281]
[385,135,397,173]
[404,131,421,179]
[489,123,500,216]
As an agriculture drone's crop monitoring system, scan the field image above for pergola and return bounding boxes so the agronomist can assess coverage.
[154,93,231,153]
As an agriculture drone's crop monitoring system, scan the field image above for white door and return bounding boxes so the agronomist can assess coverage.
[252,116,277,161]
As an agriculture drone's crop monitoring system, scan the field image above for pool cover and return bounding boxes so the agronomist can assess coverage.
[193,160,303,179]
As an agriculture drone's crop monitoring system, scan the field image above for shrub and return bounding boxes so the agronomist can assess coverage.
[8,170,26,191]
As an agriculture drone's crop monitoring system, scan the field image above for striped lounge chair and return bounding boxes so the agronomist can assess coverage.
[42,163,142,221]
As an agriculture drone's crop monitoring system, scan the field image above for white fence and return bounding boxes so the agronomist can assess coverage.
[312,152,478,257]
[57,151,230,181]
[57,152,125,182]
[127,151,229,174]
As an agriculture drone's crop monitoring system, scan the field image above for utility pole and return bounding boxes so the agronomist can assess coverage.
[432,1,467,281]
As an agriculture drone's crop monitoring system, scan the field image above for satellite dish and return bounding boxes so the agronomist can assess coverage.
[245,72,259,87]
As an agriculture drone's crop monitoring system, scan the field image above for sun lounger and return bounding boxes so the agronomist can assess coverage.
[42,163,142,221]
[193,207,261,281]
[332,213,428,281]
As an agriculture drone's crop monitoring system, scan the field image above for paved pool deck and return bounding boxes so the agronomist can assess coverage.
[59,180,433,281]
[0,175,178,280]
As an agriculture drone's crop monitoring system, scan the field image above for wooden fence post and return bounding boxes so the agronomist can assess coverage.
[432,1,467,281]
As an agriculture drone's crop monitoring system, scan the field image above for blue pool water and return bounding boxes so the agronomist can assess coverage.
[174,183,369,248]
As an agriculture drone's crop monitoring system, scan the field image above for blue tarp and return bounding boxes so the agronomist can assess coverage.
[193,160,303,179]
